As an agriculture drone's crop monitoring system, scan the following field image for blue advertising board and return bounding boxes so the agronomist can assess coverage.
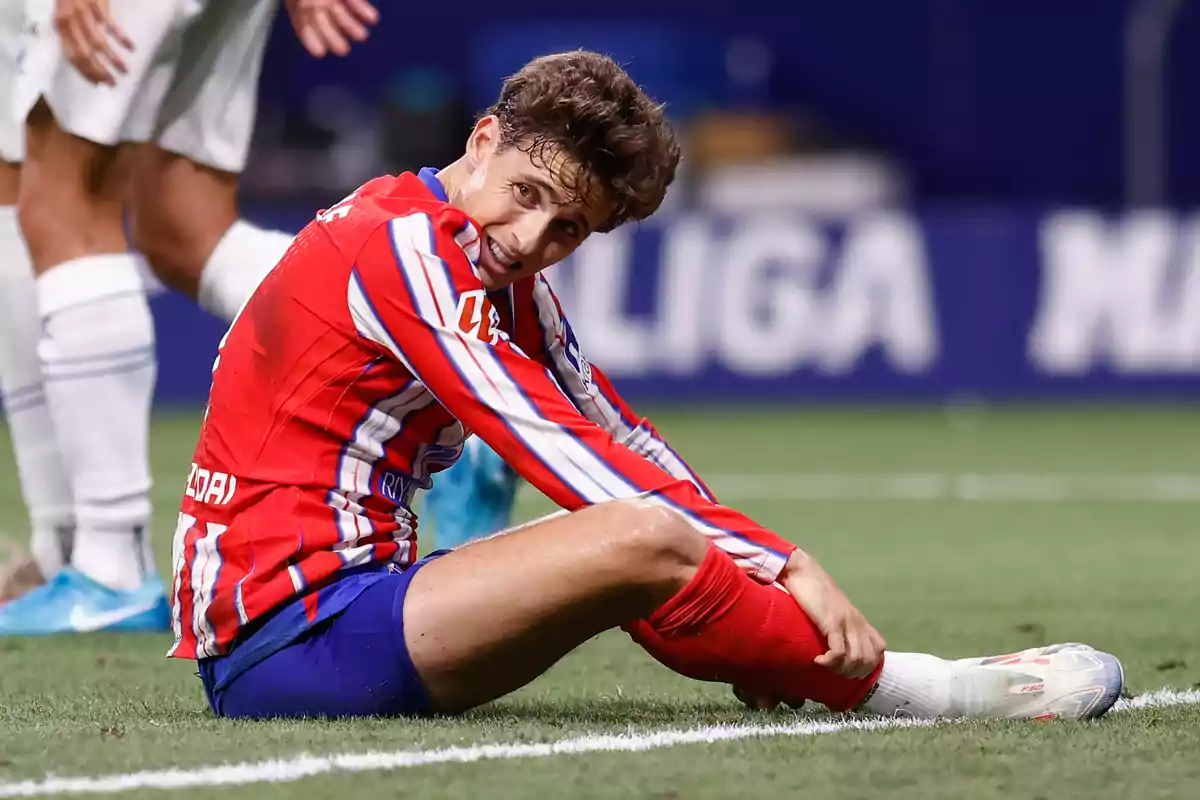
[150,206,1200,405]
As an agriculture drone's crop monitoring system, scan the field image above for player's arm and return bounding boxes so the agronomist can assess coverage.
[349,213,795,583]
[285,0,379,58]
[524,275,717,501]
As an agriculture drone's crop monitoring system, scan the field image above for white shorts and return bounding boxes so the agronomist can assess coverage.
[0,1,25,163]
[13,0,277,173]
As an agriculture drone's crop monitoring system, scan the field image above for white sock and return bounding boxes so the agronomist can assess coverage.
[196,219,293,322]
[861,652,955,718]
[0,206,74,575]
[37,254,157,590]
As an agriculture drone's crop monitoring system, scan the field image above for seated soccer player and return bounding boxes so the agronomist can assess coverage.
[170,50,1124,721]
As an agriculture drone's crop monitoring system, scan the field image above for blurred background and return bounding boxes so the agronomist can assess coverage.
[154,0,1200,405]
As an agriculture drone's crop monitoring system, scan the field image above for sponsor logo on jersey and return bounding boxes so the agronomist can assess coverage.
[456,289,502,345]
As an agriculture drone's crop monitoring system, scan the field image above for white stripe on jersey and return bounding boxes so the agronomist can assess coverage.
[287,565,305,594]
[234,573,251,626]
[621,421,715,503]
[348,271,417,374]
[530,276,715,501]
[166,512,196,657]
[337,379,430,498]
[453,223,482,266]
[188,521,229,660]
[386,215,785,579]
[335,542,378,570]
[330,378,430,542]
[388,214,640,503]
[531,275,624,433]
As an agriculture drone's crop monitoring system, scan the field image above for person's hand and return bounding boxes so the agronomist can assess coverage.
[53,0,134,86]
[779,549,886,678]
[286,0,379,58]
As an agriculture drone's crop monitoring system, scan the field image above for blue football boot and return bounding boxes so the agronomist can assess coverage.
[0,567,171,635]
[424,438,520,549]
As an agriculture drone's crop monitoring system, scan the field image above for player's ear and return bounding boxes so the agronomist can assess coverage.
[466,115,502,169]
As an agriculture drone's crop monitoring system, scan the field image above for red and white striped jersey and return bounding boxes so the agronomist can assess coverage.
[168,170,797,661]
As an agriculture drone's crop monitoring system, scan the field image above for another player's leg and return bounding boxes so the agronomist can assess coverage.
[0,0,73,604]
[0,99,167,635]
[0,158,73,602]
[424,438,520,549]
[128,0,291,324]
[129,147,292,323]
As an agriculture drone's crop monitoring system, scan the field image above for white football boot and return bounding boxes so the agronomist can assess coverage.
[947,643,1124,720]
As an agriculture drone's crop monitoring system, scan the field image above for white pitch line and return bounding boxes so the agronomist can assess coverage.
[702,473,1200,503]
[1,688,1196,798]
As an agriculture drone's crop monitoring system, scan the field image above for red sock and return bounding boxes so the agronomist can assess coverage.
[624,544,881,711]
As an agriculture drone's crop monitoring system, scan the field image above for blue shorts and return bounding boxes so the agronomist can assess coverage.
[198,553,444,719]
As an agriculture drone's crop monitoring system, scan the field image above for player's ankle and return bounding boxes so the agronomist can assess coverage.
[29,518,74,576]
[859,652,954,718]
[71,525,152,591]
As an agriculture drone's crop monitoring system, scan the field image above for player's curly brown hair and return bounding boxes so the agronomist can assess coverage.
[482,50,681,233]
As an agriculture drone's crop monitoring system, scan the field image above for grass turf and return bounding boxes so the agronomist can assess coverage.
[0,405,1197,798]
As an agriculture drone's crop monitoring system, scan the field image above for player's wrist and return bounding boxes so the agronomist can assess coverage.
[781,548,816,580]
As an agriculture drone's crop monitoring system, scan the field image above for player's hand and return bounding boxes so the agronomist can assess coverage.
[53,0,134,86]
[779,549,886,679]
[286,0,379,58]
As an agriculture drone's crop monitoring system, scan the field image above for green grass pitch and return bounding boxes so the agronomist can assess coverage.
[0,405,1198,798]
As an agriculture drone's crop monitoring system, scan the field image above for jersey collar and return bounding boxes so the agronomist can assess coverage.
[417,167,449,202]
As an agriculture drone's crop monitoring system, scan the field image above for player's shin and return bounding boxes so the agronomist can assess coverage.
[625,543,880,712]
[36,255,156,590]
[0,204,74,582]
[196,219,293,322]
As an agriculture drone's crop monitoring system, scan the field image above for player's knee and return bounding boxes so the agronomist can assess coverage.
[609,500,708,585]
[0,160,20,206]
[129,148,239,289]
[130,184,238,297]
[129,209,191,291]
[15,177,79,267]
[16,182,53,251]
[17,113,129,268]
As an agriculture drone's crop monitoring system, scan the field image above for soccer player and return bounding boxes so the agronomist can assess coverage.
[170,51,1124,722]
[0,0,378,633]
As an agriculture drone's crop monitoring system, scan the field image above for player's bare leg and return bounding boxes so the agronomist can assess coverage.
[0,156,73,604]
[403,500,879,714]
[129,146,292,322]
[403,500,705,711]
[402,500,1123,721]
[18,102,133,269]
[0,0,73,602]
[0,101,167,634]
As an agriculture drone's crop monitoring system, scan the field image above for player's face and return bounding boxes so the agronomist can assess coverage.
[459,117,614,289]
